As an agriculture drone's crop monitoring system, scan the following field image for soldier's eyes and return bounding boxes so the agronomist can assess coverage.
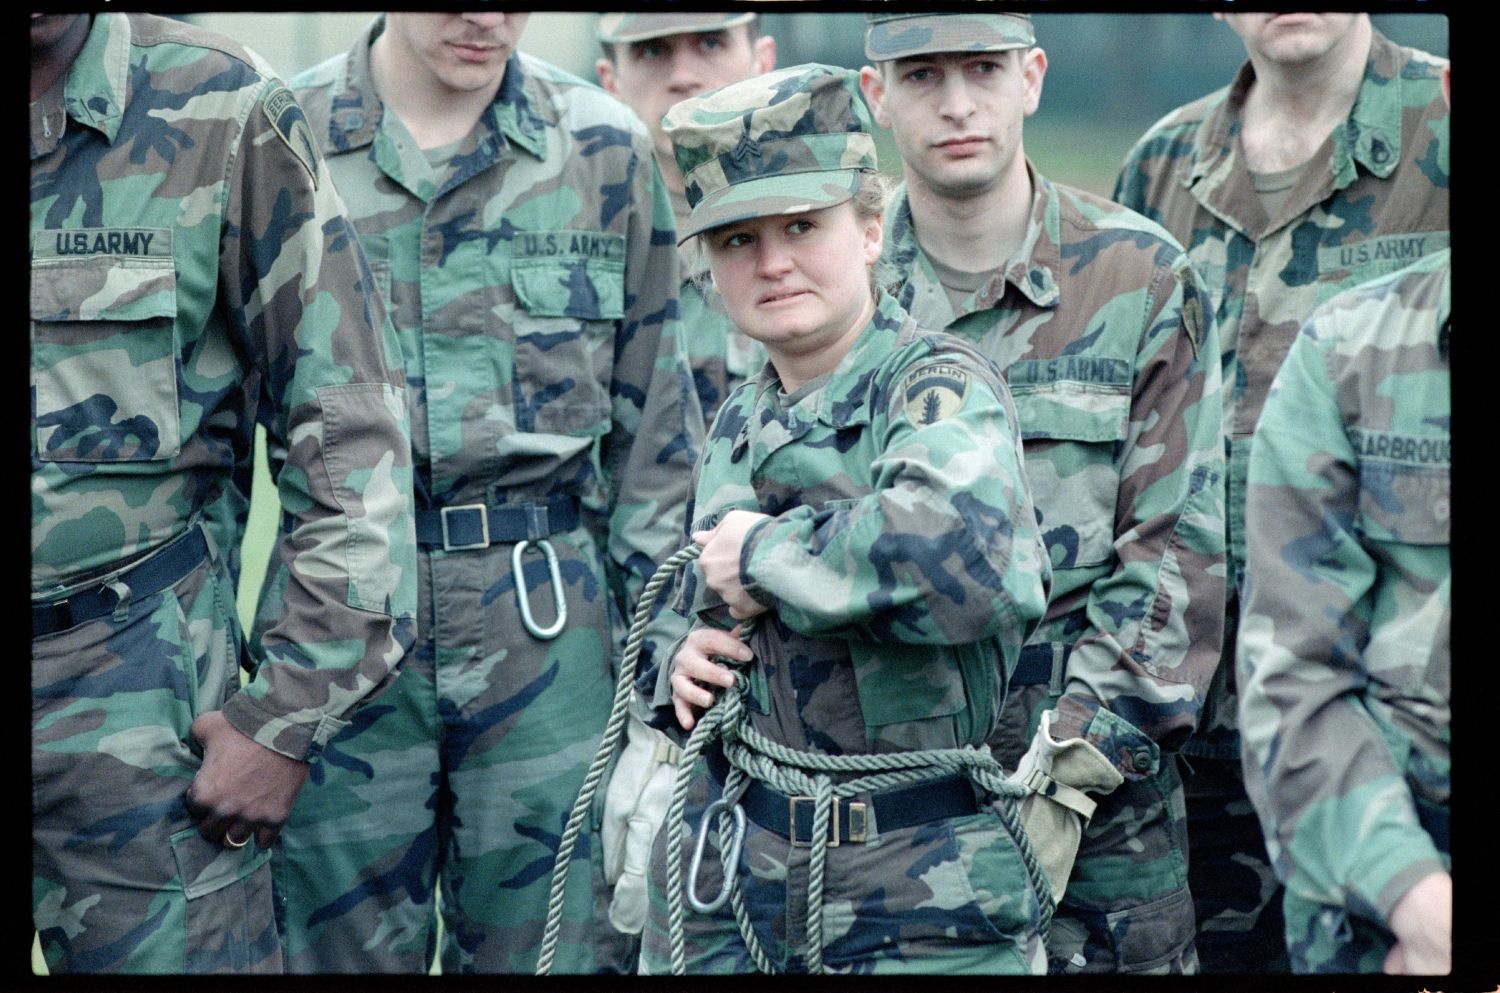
[719,232,753,250]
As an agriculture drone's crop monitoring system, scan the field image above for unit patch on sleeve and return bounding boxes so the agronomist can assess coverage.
[900,364,969,426]
[262,82,320,189]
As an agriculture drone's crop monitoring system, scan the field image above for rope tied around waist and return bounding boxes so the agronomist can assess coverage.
[537,543,1054,975]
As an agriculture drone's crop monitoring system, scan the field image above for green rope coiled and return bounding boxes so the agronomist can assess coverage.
[536,542,703,975]
[536,542,1056,975]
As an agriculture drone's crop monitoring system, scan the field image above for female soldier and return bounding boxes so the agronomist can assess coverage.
[638,64,1054,975]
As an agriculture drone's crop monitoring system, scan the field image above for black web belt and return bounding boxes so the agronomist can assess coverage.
[706,745,982,847]
[414,493,581,550]
[32,525,210,638]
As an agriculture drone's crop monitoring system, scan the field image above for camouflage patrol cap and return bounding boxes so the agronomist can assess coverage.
[662,63,878,242]
[864,12,1035,61]
[597,12,755,45]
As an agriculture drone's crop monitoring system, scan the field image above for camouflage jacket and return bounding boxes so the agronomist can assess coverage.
[29,12,418,761]
[290,19,701,670]
[884,168,1226,777]
[670,187,767,424]
[668,292,1051,755]
[1114,30,1448,756]
[1237,248,1450,929]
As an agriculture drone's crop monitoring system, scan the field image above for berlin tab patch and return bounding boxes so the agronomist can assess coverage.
[262,83,320,189]
[901,364,969,426]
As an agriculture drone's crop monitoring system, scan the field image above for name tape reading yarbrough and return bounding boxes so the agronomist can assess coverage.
[1349,429,1452,467]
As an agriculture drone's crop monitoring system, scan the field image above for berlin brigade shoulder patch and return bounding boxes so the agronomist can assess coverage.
[262,82,320,190]
[900,363,969,426]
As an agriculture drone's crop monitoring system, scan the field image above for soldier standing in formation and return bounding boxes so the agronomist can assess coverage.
[1236,60,1452,977]
[30,11,417,974]
[252,10,702,974]
[595,12,776,423]
[1115,11,1450,972]
[638,63,1055,974]
[860,12,1226,974]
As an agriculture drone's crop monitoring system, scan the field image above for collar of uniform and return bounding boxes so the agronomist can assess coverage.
[1189,29,1404,191]
[992,161,1061,311]
[886,162,1060,318]
[1340,31,1407,183]
[327,17,547,163]
[491,52,548,161]
[58,12,129,145]
[326,17,384,152]
[809,291,912,429]
[1186,61,1250,190]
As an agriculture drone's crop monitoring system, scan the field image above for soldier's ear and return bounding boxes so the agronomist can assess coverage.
[1021,48,1046,118]
[862,210,884,267]
[596,57,618,94]
[753,34,776,74]
[1441,63,1450,109]
[858,66,889,129]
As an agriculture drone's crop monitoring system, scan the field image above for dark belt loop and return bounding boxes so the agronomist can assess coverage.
[526,502,551,541]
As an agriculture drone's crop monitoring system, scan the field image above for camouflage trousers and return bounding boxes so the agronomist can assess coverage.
[32,525,280,974]
[639,760,1047,975]
[991,684,1198,974]
[263,528,634,973]
[1182,754,1288,973]
[1047,762,1198,973]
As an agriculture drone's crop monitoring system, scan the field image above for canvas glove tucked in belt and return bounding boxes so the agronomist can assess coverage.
[1008,709,1124,905]
[602,708,681,934]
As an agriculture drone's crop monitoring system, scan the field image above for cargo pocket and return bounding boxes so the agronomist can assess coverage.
[509,234,624,435]
[1100,885,1197,973]
[32,252,181,462]
[170,826,275,972]
[1008,378,1129,570]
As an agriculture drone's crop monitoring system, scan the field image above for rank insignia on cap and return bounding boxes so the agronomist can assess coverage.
[901,364,969,426]
[263,82,320,189]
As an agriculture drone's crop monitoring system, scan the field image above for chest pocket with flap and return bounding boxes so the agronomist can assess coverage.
[31,242,181,463]
[1008,362,1131,571]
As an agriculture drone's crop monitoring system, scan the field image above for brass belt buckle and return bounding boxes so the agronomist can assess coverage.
[789,796,868,847]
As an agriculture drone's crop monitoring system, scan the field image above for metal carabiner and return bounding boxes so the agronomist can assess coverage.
[687,798,746,915]
[513,538,567,640]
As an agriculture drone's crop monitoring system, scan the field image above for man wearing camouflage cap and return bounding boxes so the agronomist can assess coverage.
[861,12,1227,974]
[596,12,776,424]
[254,11,702,974]
[30,11,417,973]
[1114,12,1448,973]
[637,61,1053,975]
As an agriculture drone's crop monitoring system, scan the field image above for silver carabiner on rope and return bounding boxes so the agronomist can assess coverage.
[513,538,567,640]
[687,797,746,915]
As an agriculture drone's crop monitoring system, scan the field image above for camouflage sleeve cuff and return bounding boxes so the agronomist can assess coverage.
[1062,697,1160,780]
[1374,854,1448,928]
[220,691,352,762]
[738,515,780,610]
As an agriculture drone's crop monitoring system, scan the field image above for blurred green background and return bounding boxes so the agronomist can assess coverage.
[33,9,1446,978]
